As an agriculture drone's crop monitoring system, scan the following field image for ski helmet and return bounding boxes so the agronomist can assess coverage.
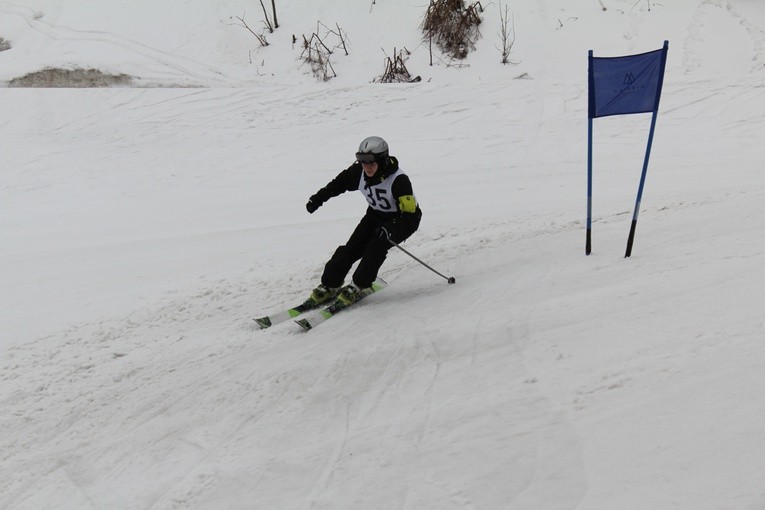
[356,136,389,164]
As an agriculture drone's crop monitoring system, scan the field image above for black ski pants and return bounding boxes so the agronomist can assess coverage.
[321,213,415,289]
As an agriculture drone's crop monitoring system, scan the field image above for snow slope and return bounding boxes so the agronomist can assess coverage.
[2,0,765,508]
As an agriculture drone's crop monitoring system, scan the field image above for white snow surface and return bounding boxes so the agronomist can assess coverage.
[2,0,765,508]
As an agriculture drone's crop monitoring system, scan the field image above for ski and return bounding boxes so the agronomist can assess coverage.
[295,278,387,331]
[253,300,320,329]
[252,282,354,329]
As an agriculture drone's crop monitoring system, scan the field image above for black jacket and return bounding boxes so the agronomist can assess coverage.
[310,156,422,239]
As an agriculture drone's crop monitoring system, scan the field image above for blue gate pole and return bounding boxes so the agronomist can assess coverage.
[586,49,594,256]
[624,40,669,258]
[624,109,658,257]
[587,117,593,255]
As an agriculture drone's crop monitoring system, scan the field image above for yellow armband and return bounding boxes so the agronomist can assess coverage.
[398,195,418,213]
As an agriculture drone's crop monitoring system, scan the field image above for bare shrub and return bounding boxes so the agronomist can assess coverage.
[0,36,10,52]
[300,22,349,81]
[421,0,484,60]
[376,48,421,83]
[233,13,269,46]
[259,0,276,33]
[230,2,276,53]
[301,33,335,81]
[498,3,517,65]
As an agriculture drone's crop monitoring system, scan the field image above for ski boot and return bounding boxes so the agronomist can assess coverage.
[309,284,341,306]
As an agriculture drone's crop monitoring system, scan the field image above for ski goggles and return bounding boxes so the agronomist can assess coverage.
[356,152,376,164]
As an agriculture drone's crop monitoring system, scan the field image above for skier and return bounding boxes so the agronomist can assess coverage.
[305,136,422,306]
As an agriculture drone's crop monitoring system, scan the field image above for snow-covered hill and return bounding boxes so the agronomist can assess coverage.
[2,1,764,508]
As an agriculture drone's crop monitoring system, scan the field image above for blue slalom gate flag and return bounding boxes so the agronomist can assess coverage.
[589,46,666,118]
[586,41,668,257]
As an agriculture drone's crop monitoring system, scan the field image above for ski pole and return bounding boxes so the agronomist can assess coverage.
[386,238,456,284]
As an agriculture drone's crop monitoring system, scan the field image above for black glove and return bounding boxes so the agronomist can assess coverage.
[375,226,392,241]
[306,196,322,214]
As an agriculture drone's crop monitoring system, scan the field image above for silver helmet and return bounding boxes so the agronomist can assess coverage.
[356,136,389,163]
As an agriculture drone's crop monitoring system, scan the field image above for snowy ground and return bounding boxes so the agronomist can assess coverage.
[2,1,765,509]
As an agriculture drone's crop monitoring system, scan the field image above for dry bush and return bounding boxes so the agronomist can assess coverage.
[376,48,421,83]
[232,13,269,47]
[421,0,483,60]
[0,36,10,52]
[300,22,348,81]
[261,0,278,32]
[301,33,336,81]
[498,3,517,65]
[231,1,279,48]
